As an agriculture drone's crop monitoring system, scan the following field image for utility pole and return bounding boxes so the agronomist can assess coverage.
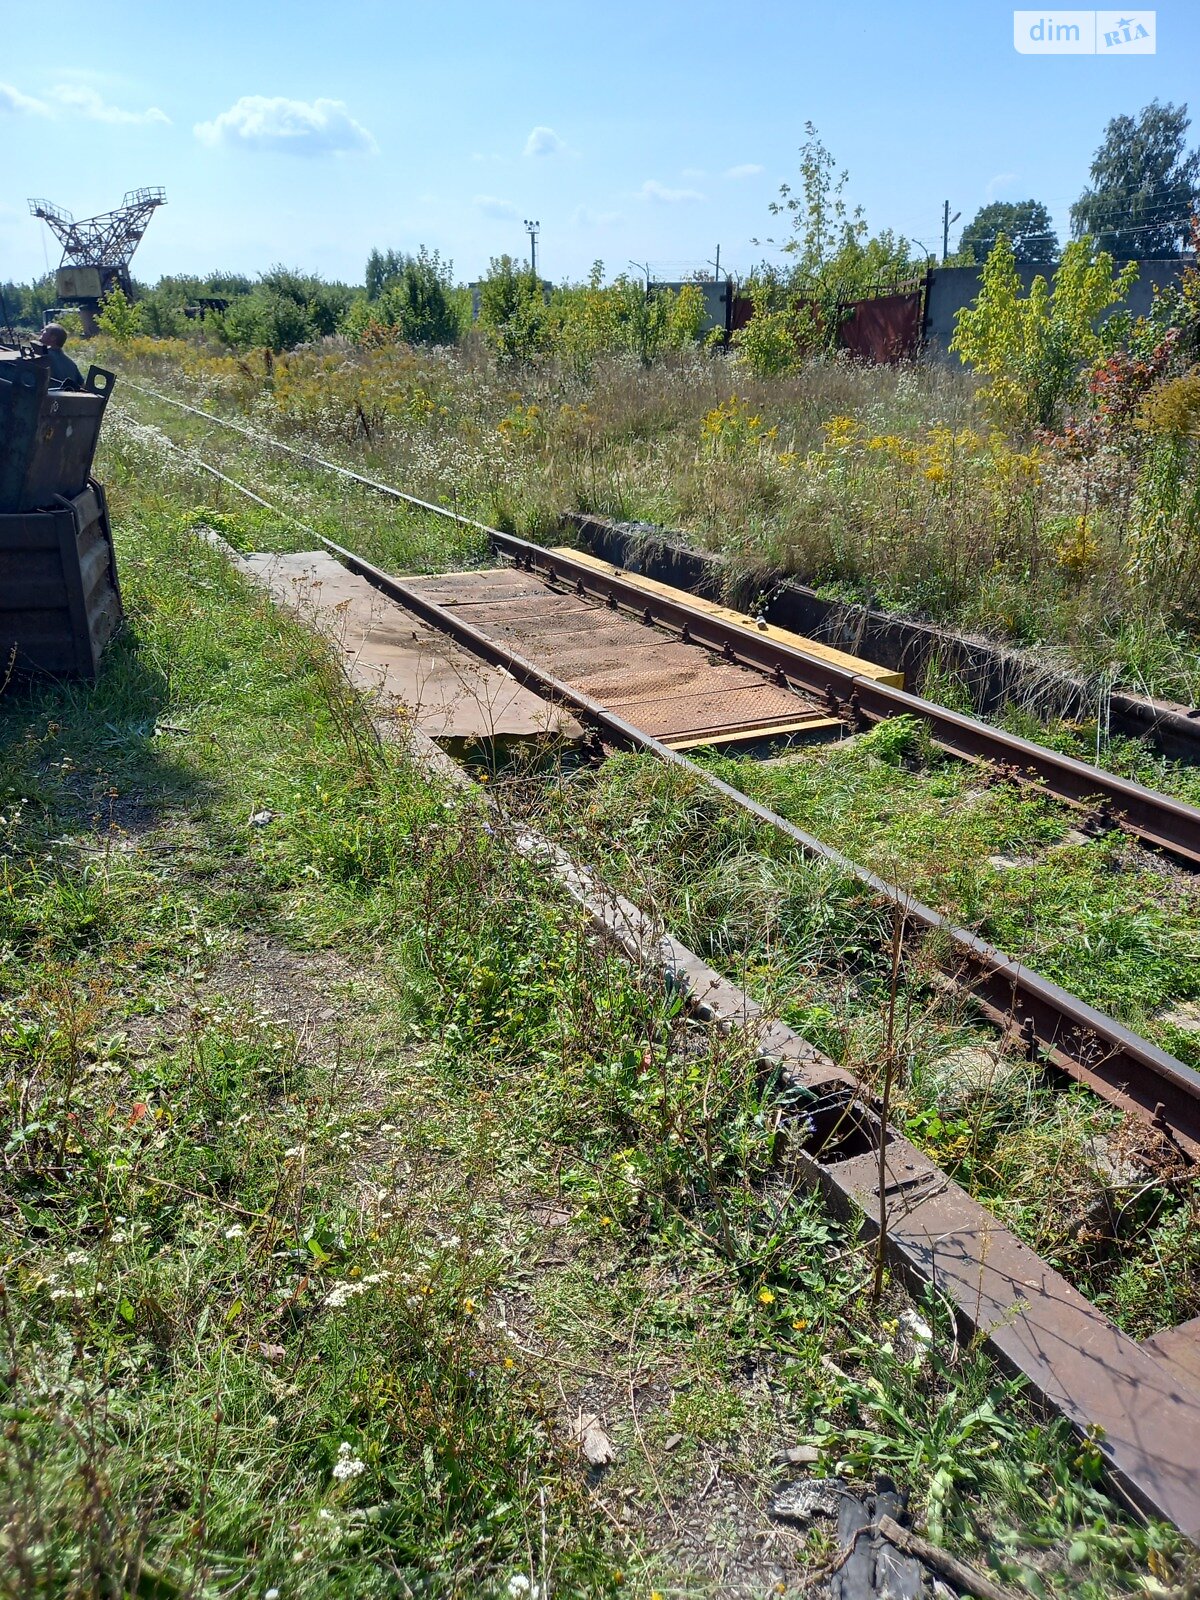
[524,218,540,280]
[942,200,961,263]
[708,245,721,281]
[628,259,651,293]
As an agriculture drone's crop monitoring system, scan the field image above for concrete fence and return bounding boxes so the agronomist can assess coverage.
[923,258,1193,362]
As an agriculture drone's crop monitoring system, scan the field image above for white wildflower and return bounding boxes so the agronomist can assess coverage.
[224,1224,245,1240]
[64,1250,90,1267]
[323,1281,367,1309]
[332,1442,365,1482]
[900,1308,933,1344]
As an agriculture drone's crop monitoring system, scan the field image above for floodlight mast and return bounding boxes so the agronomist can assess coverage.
[28,186,166,331]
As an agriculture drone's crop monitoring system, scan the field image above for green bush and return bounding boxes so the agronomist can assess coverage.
[96,286,144,344]
[951,234,1138,429]
[477,254,548,362]
[352,246,462,345]
[213,268,354,353]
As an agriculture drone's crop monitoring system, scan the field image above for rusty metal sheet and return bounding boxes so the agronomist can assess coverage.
[838,291,923,363]
[603,686,828,739]
[1142,1318,1200,1403]
[413,570,561,605]
[402,568,830,745]
[235,553,582,745]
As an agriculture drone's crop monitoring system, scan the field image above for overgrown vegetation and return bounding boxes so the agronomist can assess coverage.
[515,732,1200,1326]
[105,264,1200,705]
[3,432,1195,1595]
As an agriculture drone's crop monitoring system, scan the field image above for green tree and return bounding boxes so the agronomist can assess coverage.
[96,285,143,344]
[951,234,1138,428]
[1071,100,1200,256]
[756,123,918,354]
[214,268,353,352]
[361,247,460,344]
[477,254,547,361]
[0,274,57,331]
[959,200,1058,263]
[365,247,406,301]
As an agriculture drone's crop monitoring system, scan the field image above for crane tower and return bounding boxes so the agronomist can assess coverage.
[28,186,166,330]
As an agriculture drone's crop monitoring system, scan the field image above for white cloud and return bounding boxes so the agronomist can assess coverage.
[640,179,705,205]
[524,124,566,158]
[681,166,707,180]
[195,95,377,156]
[0,82,50,115]
[570,205,620,228]
[2,80,168,124]
[725,163,764,180]
[985,172,1018,201]
[50,84,169,125]
[474,195,519,219]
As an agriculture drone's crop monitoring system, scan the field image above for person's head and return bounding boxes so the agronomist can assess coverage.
[39,323,68,350]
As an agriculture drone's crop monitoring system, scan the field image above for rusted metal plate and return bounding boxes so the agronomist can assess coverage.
[0,482,122,680]
[234,553,582,746]
[553,547,905,687]
[402,568,830,745]
[1142,1317,1200,1403]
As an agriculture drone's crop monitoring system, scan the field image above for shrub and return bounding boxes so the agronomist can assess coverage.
[353,246,462,345]
[951,235,1138,429]
[477,255,548,362]
[733,276,819,376]
[213,268,354,353]
[96,286,143,344]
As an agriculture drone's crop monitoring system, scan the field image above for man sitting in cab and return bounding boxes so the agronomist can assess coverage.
[37,322,83,388]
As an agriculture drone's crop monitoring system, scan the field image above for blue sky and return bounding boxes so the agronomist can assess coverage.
[2,1,1196,288]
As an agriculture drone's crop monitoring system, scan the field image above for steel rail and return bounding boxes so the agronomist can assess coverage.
[119,402,1200,1154]
[320,532,1200,1161]
[122,379,1200,868]
[489,534,1200,868]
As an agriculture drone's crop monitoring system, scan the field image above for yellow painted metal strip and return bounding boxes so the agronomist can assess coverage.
[665,716,844,752]
[551,548,904,688]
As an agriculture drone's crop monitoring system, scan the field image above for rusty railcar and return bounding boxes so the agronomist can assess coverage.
[1,348,123,681]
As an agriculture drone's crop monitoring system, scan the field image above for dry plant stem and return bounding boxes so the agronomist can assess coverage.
[877,1515,1028,1600]
[874,901,908,1302]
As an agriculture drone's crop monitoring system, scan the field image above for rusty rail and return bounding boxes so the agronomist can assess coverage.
[119,396,1200,1157]
[121,380,1200,868]
[322,533,1200,1162]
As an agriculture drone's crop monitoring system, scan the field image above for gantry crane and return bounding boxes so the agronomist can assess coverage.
[28,187,166,331]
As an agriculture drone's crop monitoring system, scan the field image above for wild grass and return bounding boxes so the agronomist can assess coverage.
[104,334,1200,703]
[514,736,1200,1343]
[1,433,1194,1593]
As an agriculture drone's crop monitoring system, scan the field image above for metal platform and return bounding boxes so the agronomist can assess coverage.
[401,567,840,749]
[232,551,583,747]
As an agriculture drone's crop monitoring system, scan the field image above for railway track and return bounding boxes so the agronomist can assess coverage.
[115,384,1200,1159]
[109,388,1200,1539]
[120,379,1200,865]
